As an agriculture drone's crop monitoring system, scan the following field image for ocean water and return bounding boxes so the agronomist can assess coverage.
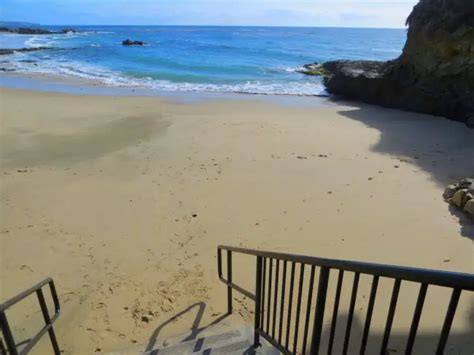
[0,26,406,96]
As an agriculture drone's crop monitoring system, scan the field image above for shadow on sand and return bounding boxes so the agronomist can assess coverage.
[318,309,474,354]
[336,101,474,239]
[448,205,474,240]
[335,101,474,187]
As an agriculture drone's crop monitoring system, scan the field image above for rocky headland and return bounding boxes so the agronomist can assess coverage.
[302,0,474,127]
[0,27,76,35]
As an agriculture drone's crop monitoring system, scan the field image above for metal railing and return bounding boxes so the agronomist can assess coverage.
[217,245,474,354]
[0,278,60,355]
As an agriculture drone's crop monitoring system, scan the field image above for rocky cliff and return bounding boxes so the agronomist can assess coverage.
[321,0,474,127]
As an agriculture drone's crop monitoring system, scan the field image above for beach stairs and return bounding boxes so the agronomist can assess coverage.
[2,246,474,354]
[142,326,280,354]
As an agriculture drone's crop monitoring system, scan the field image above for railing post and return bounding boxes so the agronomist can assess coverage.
[0,338,7,355]
[227,250,233,315]
[254,256,263,347]
[310,267,330,355]
[217,248,222,278]
[436,288,461,355]
[36,289,61,355]
[0,311,18,355]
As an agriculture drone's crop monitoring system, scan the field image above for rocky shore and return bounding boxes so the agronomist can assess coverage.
[303,0,474,127]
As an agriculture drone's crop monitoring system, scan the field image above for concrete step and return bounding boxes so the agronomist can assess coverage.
[145,327,280,355]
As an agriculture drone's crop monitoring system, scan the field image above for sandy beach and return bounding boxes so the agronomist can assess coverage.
[1,88,473,353]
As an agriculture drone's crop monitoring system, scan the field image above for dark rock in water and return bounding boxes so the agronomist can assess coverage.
[122,39,145,46]
[19,59,37,63]
[0,47,52,56]
[319,0,474,127]
[0,68,15,72]
[0,49,15,55]
[61,28,76,34]
[18,27,52,34]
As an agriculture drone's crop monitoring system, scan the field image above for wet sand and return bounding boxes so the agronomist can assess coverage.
[0,88,473,353]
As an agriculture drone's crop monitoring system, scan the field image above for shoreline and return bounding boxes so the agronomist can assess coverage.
[1,87,473,353]
[0,71,331,106]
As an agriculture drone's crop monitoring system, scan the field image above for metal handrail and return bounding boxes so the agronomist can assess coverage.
[0,278,60,355]
[217,245,474,355]
[218,245,474,291]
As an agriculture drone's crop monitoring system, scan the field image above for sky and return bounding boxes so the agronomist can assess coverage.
[1,0,418,28]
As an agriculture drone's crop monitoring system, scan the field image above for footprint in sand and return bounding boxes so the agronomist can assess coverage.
[20,265,33,272]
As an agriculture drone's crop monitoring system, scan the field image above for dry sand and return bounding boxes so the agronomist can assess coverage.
[0,88,473,354]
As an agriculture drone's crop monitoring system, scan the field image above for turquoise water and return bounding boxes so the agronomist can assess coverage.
[0,26,406,96]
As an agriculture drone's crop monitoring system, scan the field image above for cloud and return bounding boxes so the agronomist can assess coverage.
[0,0,418,28]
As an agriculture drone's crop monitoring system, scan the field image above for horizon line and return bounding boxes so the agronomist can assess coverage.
[0,21,407,30]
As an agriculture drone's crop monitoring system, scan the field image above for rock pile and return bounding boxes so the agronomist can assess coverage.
[443,178,474,221]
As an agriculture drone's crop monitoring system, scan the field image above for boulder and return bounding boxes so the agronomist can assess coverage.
[318,0,474,127]
[122,39,145,46]
[458,178,474,189]
[463,199,474,220]
[451,189,467,208]
[462,193,472,207]
[443,184,458,200]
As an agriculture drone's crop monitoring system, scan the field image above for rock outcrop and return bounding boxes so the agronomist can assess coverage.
[315,0,474,127]
[444,178,474,221]
[122,39,145,46]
